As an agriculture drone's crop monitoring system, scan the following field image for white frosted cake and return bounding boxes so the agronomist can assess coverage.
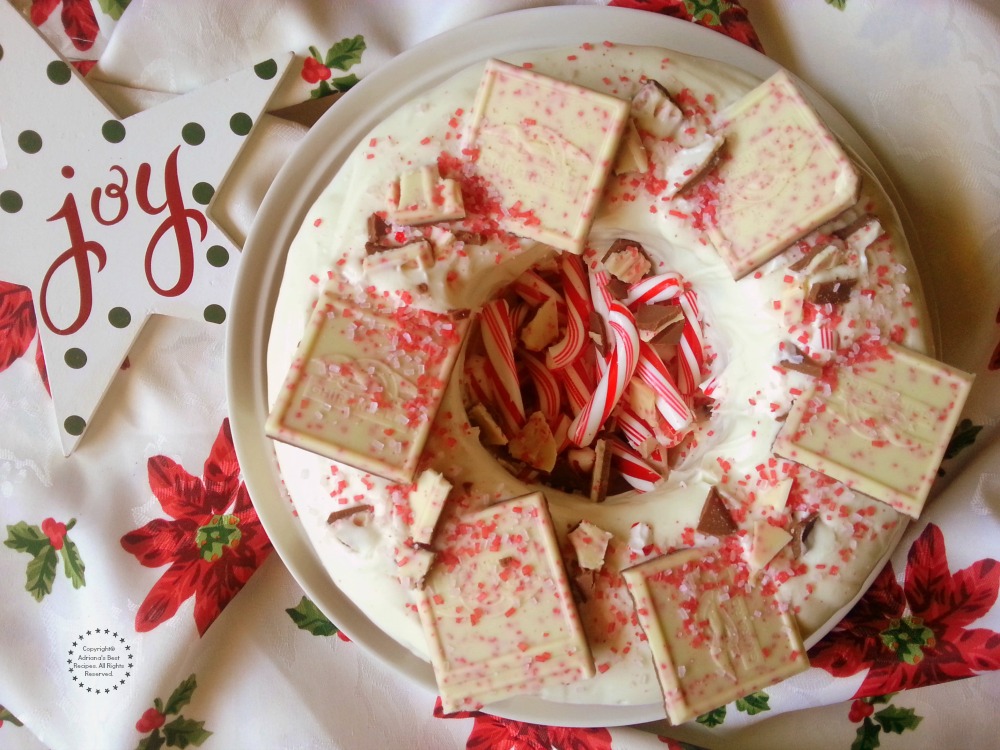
[264,43,972,721]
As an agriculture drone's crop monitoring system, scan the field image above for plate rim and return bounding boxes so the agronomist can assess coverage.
[226,4,910,728]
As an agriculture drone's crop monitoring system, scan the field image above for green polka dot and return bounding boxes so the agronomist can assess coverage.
[182,122,206,146]
[204,304,226,324]
[1,191,23,213]
[254,59,278,80]
[192,182,215,205]
[206,245,230,267]
[108,307,132,328]
[0,44,5,62]
[47,60,72,85]
[64,348,87,369]
[102,120,126,144]
[18,130,42,154]
[64,415,86,436]
[229,112,253,136]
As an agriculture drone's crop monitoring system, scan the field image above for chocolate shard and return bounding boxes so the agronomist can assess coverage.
[789,513,819,558]
[605,276,631,301]
[368,212,391,244]
[807,277,857,305]
[327,504,373,524]
[635,303,685,343]
[590,438,613,503]
[589,309,610,356]
[697,487,738,537]
[779,345,824,378]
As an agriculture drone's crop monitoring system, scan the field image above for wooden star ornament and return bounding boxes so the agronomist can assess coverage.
[0,2,291,454]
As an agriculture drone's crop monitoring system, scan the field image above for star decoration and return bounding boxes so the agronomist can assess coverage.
[0,4,291,454]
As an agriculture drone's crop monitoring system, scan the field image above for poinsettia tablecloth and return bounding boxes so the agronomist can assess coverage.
[2,1,1000,749]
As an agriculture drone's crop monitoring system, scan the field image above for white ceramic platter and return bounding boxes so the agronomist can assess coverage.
[226,5,912,727]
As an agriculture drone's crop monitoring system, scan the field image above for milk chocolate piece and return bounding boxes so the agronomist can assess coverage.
[807,278,857,305]
[636,303,685,343]
[588,309,610,357]
[266,281,467,483]
[780,345,824,378]
[603,239,652,284]
[465,59,629,253]
[697,487,737,537]
[590,438,613,502]
[326,504,373,524]
[707,70,860,279]
[622,547,809,724]
[415,492,594,712]
[775,343,974,518]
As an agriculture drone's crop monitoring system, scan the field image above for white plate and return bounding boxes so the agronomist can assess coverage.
[226,5,912,728]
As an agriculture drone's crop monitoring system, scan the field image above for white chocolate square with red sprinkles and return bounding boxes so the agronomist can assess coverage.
[622,546,808,725]
[774,343,973,518]
[415,491,594,713]
[265,281,466,483]
[705,70,860,278]
[465,59,630,254]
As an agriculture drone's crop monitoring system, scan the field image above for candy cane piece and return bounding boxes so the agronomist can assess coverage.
[480,299,525,434]
[512,269,563,310]
[568,301,639,447]
[635,341,694,432]
[625,272,684,307]
[676,289,705,397]
[547,254,591,370]
[610,441,661,493]
[521,351,562,427]
[616,402,655,451]
[558,357,593,416]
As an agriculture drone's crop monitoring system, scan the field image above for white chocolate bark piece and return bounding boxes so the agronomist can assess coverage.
[774,343,973,518]
[622,547,808,724]
[568,520,614,571]
[415,492,594,712]
[706,70,860,278]
[465,59,629,253]
[747,520,793,573]
[388,164,466,225]
[409,469,452,546]
[265,281,466,483]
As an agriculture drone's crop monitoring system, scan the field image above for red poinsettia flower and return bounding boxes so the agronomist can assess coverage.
[810,523,1000,698]
[120,420,272,636]
[608,0,764,53]
[30,0,100,52]
[0,280,48,391]
[434,698,612,750]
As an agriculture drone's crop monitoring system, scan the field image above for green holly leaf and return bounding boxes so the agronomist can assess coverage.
[696,704,726,727]
[851,716,882,750]
[735,690,770,715]
[874,705,923,734]
[331,74,360,93]
[60,537,86,589]
[864,693,896,706]
[286,596,340,636]
[97,0,131,21]
[324,35,366,71]
[4,522,49,556]
[826,0,848,9]
[136,729,166,750]
[0,705,24,726]
[944,419,983,460]
[161,716,211,748]
[310,80,334,100]
[25,544,58,601]
[164,674,198,716]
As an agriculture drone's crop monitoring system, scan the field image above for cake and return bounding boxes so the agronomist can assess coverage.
[265,43,972,720]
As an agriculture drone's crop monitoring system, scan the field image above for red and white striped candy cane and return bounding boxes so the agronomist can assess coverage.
[480,298,525,434]
[547,254,592,370]
[558,357,593,416]
[635,341,694,432]
[521,351,561,427]
[677,289,705,397]
[463,353,493,405]
[610,440,661,493]
[569,301,639,447]
[624,272,684,307]
[512,269,563,310]
[616,402,655,451]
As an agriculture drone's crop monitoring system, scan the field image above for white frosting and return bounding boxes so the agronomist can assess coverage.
[266,44,927,707]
